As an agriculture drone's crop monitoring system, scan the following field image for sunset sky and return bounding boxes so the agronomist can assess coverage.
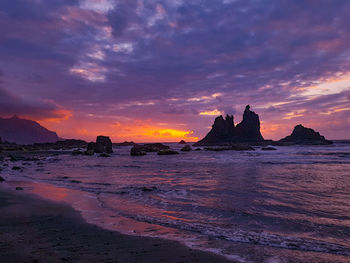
[0,0,349,142]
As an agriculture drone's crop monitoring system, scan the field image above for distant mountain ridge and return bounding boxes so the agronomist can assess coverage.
[0,115,60,144]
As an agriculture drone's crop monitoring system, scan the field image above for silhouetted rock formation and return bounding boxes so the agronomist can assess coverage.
[0,115,59,144]
[84,136,113,154]
[235,105,264,141]
[87,142,96,152]
[95,136,113,153]
[194,105,264,146]
[178,140,186,144]
[280,125,332,145]
[130,145,147,156]
[197,115,235,145]
[140,143,170,152]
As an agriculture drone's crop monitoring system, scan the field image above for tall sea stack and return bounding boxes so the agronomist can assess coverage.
[235,105,264,141]
[194,105,264,146]
[198,115,235,144]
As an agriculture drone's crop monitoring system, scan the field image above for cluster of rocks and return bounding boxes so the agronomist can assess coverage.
[0,139,88,152]
[31,139,88,151]
[194,105,333,146]
[130,143,174,156]
[88,136,113,153]
[0,140,25,152]
[72,136,113,157]
[130,143,198,156]
[0,152,48,183]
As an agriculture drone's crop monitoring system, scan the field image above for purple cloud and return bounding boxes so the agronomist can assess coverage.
[0,0,349,140]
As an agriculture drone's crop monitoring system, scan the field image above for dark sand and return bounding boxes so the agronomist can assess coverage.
[0,186,233,263]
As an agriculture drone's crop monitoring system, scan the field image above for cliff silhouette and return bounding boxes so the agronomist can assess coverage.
[0,115,59,144]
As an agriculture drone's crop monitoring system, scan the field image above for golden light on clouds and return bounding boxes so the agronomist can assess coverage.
[283,110,307,120]
[299,72,350,97]
[199,109,222,116]
[70,63,107,82]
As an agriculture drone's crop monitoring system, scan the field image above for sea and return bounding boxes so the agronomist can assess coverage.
[1,142,350,263]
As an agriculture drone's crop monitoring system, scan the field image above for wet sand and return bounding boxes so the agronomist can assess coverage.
[0,186,233,263]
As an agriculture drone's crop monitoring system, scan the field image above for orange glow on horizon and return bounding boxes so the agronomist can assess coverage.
[39,116,199,143]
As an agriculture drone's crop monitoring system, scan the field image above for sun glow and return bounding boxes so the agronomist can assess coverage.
[45,117,198,142]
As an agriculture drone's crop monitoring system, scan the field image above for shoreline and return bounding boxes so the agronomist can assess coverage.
[0,185,234,263]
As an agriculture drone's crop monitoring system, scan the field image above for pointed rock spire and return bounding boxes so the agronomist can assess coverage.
[194,105,264,146]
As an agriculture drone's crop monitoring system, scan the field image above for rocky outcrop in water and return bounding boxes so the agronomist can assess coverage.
[130,145,147,156]
[84,136,113,154]
[194,105,264,146]
[279,125,332,145]
[130,143,170,156]
[139,143,169,152]
[87,142,96,152]
[94,136,113,153]
[178,140,186,144]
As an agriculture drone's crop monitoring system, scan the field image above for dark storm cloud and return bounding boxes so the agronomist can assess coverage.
[0,87,65,119]
[107,0,139,37]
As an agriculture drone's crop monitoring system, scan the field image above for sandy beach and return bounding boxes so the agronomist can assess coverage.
[0,186,233,263]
